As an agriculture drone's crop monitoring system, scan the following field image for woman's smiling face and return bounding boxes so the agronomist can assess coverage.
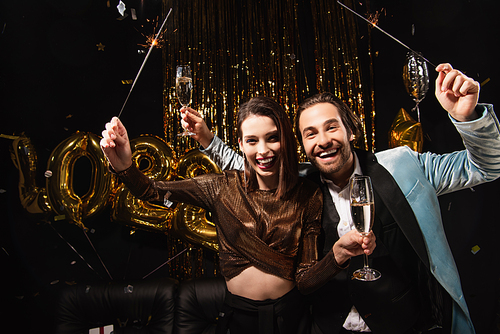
[238,115,281,191]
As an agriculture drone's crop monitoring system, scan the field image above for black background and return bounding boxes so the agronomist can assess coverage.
[1,0,499,332]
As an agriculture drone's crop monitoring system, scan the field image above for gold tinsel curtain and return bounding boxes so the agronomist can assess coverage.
[162,0,375,155]
[160,0,375,280]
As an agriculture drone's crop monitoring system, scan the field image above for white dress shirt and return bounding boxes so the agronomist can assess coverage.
[320,153,371,333]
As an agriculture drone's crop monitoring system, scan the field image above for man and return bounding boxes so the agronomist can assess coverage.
[181,63,500,333]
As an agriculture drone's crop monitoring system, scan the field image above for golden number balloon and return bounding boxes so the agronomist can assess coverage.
[46,132,116,230]
[10,136,51,214]
[171,149,221,251]
[111,135,178,233]
[176,148,222,179]
[12,131,223,251]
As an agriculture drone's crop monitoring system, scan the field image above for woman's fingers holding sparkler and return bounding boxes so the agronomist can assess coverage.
[435,63,480,122]
[181,107,214,148]
[100,117,133,172]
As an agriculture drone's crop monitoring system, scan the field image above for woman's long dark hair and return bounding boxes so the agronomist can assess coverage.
[237,97,298,199]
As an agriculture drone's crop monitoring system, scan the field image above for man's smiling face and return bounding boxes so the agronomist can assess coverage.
[299,102,355,186]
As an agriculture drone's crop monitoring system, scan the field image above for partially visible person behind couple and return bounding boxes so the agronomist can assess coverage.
[101,96,376,334]
[181,63,500,334]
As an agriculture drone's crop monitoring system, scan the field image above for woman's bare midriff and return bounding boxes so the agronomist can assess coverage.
[226,266,295,301]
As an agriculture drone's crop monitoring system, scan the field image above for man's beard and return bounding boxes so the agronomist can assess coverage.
[308,145,352,177]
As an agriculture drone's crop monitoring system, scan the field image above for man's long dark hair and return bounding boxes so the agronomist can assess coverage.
[237,97,299,199]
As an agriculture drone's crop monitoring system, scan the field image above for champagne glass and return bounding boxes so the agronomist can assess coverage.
[175,65,195,136]
[350,175,381,281]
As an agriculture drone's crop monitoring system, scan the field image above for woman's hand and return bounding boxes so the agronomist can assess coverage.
[100,117,133,172]
[180,107,214,148]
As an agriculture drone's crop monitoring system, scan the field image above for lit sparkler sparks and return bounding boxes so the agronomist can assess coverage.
[118,8,173,118]
[137,18,167,50]
[367,8,385,27]
[337,1,436,68]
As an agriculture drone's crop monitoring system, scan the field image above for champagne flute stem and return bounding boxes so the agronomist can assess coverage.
[363,254,369,269]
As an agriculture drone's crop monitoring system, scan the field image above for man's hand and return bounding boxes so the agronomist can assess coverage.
[100,117,133,172]
[333,230,376,266]
[435,63,480,122]
[180,107,214,148]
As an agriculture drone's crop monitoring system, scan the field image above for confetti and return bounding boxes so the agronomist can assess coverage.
[0,189,6,194]
[44,170,53,178]
[54,214,66,221]
[117,1,126,16]
[0,134,20,140]
[96,43,105,51]
[131,8,137,20]
[471,245,480,254]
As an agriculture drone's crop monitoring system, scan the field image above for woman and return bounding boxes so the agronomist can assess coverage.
[101,97,375,334]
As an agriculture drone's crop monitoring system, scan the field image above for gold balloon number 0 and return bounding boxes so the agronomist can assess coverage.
[46,132,116,230]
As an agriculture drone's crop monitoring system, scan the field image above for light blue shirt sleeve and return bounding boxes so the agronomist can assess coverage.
[199,135,244,171]
[415,103,500,195]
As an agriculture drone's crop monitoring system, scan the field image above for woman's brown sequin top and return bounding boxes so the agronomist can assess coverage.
[117,164,347,294]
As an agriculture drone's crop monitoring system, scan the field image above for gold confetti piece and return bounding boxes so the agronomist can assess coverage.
[96,43,105,51]
[481,78,490,86]
[0,134,20,140]
[54,215,66,221]
[471,245,480,254]
[121,80,133,85]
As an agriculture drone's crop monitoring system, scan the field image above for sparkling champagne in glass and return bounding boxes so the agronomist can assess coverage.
[350,175,381,281]
[176,65,194,136]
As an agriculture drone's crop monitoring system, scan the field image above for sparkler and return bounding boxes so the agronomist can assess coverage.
[142,247,189,279]
[337,1,436,68]
[118,8,173,118]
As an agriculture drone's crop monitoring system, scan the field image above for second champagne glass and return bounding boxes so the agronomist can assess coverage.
[350,175,381,281]
[176,65,195,136]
